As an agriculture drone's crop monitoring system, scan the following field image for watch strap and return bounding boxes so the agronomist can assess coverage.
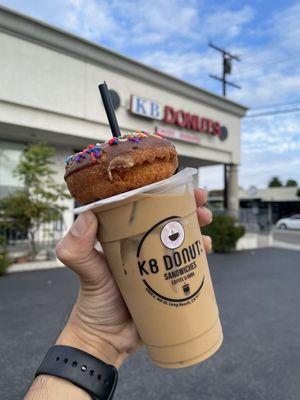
[35,345,118,400]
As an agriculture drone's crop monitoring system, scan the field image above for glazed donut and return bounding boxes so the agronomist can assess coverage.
[64,132,178,204]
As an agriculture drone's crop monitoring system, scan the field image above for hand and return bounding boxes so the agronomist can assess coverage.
[55,188,213,369]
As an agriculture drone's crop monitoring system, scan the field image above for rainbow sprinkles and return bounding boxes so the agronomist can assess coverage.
[64,131,163,167]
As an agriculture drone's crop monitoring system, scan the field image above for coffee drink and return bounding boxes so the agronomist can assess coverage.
[91,169,223,368]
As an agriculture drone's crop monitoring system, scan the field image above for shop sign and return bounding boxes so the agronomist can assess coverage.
[130,95,228,141]
[164,106,221,136]
[156,126,201,145]
[130,95,164,120]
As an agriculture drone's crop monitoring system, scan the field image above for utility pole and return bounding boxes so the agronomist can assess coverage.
[209,42,241,97]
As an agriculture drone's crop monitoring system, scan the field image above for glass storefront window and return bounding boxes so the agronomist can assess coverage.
[0,140,24,198]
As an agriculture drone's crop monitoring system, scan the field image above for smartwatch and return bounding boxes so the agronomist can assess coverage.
[35,345,118,400]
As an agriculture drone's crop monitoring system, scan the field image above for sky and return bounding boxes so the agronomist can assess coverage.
[1,0,300,189]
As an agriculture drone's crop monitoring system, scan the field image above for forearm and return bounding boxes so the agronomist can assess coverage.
[24,375,90,400]
[24,323,125,400]
[56,321,127,368]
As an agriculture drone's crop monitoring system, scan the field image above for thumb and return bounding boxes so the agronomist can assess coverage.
[56,211,109,285]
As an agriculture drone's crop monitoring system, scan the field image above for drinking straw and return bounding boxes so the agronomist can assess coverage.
[98,82,121,137]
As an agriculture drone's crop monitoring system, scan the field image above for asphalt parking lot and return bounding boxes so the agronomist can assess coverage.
[273,228,300,246]
[0,248,299,400]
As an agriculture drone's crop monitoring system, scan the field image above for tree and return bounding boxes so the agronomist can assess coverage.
[297,188,300,198]
[285,179,298,187]
[0,142,70,259]
[268,177,283,188]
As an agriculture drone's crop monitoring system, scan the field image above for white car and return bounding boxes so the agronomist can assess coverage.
[276,214,300,230]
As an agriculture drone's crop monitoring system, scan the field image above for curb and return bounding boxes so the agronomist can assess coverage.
[271,241,300,252]
[7,259,65,274]
[6,242,300,274]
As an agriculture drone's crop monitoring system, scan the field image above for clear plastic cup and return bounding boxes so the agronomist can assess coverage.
[75,168,223,368]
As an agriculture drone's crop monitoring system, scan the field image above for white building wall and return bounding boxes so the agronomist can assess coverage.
[0,31,241,165]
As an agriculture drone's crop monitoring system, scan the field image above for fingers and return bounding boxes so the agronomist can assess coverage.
[194,188,208,208]
[56,198,213,285]
[56,211,110,285]
[202,235,212,253]
[194,187,212,227]
[196,206,212,227]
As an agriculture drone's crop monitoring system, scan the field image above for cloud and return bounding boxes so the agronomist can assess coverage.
[64,0,125,47]
[204,6,254,40]
[239,111,300,188]
[116,0,200,44]
[140,48,220,80]
[271,2,300,51]
[229,2,300,108]
[59,0,201,50]
[231,44,300,107]
[242,113,300,155]
[240,150,300,189]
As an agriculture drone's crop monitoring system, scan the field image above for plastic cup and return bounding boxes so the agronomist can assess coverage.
[75,168,223,368]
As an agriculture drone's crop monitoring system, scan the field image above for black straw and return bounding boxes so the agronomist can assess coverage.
[98,82,121,138]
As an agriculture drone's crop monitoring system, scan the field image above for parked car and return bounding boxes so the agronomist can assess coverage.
[276,214,300,230]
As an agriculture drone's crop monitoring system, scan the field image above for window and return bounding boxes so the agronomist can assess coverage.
[0,140,24,198]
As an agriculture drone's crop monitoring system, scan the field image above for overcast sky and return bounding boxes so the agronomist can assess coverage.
[1,0,300,189]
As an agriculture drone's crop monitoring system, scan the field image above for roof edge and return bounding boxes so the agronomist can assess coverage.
[0,5,248,117]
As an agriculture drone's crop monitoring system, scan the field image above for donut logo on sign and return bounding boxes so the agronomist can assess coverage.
[160,221,185,249]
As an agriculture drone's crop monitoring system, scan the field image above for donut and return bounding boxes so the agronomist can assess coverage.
[64,132,178,204]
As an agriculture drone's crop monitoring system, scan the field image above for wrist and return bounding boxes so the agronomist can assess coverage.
[56,323,127,369]
[25,375,90,400]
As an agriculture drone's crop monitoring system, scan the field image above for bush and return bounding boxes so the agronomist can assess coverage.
[203,215,245,253]
[0,236,11,275]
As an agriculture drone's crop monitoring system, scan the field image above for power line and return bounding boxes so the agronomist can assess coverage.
[250,99,300,111]
[208,42,241,97]
[245,107,300,118]
[234,42,300,73]
[229,54,300,85]
[234,64,300,84]
[236,69,297,82]
[237,51,300,74]
[235,66,300,83]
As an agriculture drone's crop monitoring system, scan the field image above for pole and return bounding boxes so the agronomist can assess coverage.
[224,164,228,210]
[222,53,226,97]
[209,42,241,97]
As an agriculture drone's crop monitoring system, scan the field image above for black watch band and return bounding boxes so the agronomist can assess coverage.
[35,345,118,400]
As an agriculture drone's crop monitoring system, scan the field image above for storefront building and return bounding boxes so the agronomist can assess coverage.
[239,186,300,229]
[209,187,300,229]
[0,6,247,230]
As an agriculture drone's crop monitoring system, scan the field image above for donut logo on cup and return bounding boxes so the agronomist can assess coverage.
[160,221,185,249]
[136,217,205,306]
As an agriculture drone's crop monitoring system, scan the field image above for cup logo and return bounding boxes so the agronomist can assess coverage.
[160,221,185,249]
[135,217,205,306]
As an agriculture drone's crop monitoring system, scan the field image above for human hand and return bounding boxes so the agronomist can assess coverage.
[55,188,213,369]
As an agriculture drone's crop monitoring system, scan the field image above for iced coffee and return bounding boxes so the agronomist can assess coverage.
[65,132,222,368]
